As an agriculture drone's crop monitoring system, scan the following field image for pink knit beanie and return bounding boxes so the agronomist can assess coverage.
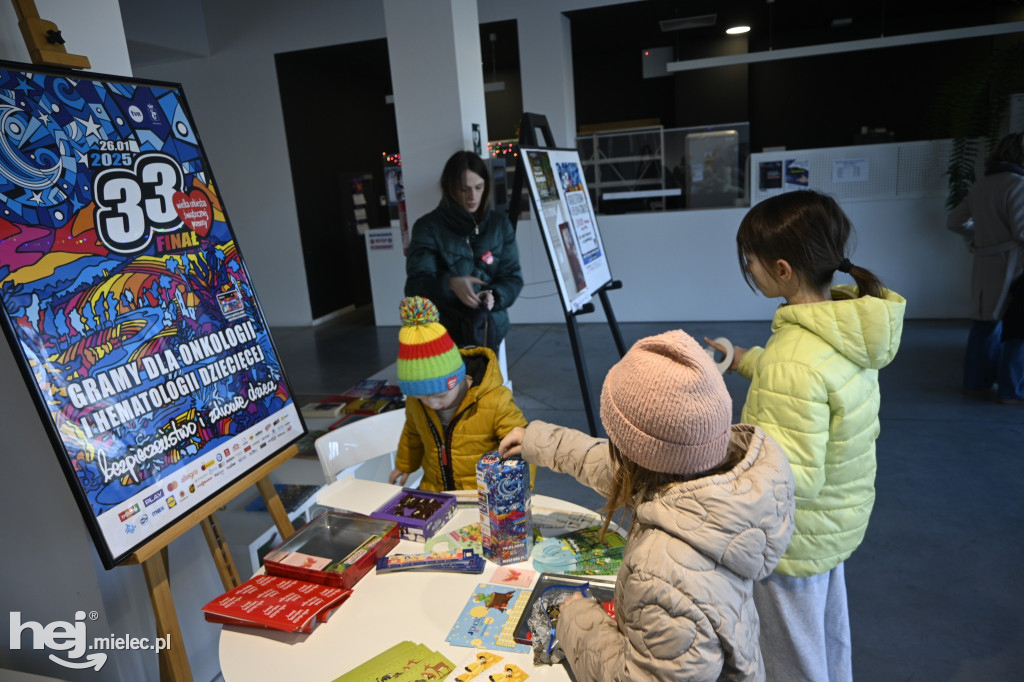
[600,330,732,476]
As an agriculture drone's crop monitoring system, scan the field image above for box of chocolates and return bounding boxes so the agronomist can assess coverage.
[476,453,533,565]
[370,488,457,542]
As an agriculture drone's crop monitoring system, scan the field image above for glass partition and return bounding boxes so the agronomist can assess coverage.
[490,122,749,218]
[576,123,750,215]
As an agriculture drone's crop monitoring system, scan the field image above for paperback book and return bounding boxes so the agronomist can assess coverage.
[201,574,351,633]
[332,640,454,682]
[446,583,532,653]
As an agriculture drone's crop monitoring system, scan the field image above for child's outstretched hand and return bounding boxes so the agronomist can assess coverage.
[704,336,746,373]
[561,591,584,607]
[389,468,410,485]
[498,427,526,459]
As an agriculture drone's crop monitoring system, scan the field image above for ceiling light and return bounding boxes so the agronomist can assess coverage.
[726,26,751,35]
[660,14,717,31]
[667,21,1024,71]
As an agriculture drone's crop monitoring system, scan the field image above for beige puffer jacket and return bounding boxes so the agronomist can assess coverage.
[520,420,795,682]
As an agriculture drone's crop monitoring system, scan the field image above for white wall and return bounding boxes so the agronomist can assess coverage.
[0,5,225,681]
[129,0,391,327]
[0,0,132,73]
[384,0,490,233]
[119,0,211,59]
[371,196,973,328]
[123,0,635,327]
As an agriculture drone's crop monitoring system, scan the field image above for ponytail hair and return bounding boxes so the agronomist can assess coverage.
[736,190,884,299]
[843,262,883,300]
[599,441,634,542]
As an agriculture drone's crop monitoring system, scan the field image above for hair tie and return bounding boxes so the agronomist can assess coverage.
[837,258,853,274]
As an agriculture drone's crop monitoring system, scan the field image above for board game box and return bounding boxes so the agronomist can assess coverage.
[370,488,457,542]
[477,454,533,565]
[263,511,399,589]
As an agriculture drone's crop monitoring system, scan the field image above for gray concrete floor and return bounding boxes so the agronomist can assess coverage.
[271,309,1024,681]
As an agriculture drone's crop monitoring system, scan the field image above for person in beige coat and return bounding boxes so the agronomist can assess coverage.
[947,132,1024,403]
[499,331,795,681]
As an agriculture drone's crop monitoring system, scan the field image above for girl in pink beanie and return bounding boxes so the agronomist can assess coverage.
[499,329,795,681]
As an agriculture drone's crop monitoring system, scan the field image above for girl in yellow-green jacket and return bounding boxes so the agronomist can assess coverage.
[708,190,905,682]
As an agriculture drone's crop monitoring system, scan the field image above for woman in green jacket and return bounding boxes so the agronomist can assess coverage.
[708,190,906,682]
[404,151,523,350]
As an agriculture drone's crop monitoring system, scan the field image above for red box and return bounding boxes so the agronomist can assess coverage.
[263,511,399,589]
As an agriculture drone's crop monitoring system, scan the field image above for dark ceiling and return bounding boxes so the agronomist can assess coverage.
[562,0,1023,150]
[567,0,1024,57]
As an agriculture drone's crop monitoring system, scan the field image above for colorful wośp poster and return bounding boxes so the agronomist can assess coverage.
[520,147,612,314]
[0,61,304,568]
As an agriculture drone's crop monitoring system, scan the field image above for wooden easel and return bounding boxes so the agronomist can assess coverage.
[10,0,91,69]
[6,12,294,678]
[509,113,627,436]
[126,446,299,682]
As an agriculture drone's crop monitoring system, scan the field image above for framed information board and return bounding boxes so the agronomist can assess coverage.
[0,61,304,568]
[520,146,612,313]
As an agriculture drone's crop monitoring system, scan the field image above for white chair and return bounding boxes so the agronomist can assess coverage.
[314,409,420,486]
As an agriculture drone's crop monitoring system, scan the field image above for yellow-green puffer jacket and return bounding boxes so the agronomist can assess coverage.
[737,285,905,577]
[396,346,528,491]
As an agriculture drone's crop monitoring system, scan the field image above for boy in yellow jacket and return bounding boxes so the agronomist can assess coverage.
[389,297,527,491]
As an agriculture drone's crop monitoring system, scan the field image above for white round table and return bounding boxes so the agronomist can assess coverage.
[218,477,605,682]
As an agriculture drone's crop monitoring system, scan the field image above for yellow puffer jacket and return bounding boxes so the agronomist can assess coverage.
[738,285,905,577]
[396,346,528,491]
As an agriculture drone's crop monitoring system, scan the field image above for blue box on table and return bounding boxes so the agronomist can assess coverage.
[476,453,533,565]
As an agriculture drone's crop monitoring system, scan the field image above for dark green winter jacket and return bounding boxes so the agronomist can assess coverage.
[404,198,523,346]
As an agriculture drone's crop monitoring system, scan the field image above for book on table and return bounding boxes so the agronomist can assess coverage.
[333,641,454,681]
[446,583,531,653]
[201,573,352,633]
[299,395,349,419]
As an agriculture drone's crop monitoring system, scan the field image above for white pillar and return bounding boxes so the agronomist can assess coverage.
[518,9,577,148]
[383,0,489,225]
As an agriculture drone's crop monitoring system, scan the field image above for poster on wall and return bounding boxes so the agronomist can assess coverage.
[350,178,370,234]
[520,147,612,313]
[784,159,810,188]
[383,164,409,254]
[0,61,304,568]
[758,161,783,190]
[832,158,869,183]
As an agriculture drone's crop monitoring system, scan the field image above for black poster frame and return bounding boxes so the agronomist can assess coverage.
[0,60,306,568]
[508,113,625,435]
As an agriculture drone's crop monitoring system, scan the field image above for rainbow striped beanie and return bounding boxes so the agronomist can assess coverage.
[397,297,466,397]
